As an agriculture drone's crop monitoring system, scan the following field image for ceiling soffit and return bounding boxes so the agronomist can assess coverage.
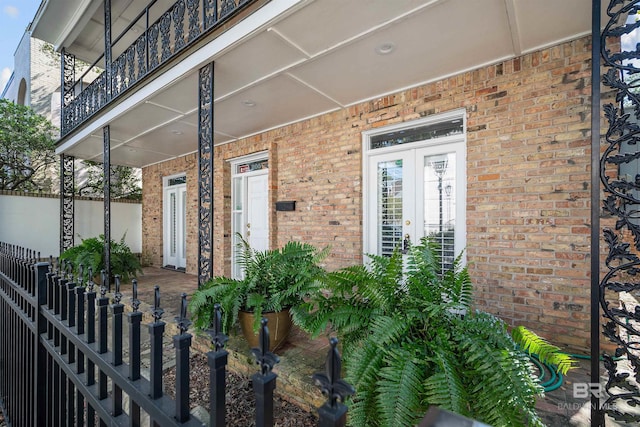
[55,0,601,168]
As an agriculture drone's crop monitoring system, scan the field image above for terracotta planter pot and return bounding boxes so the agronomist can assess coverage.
[238,309,292,351]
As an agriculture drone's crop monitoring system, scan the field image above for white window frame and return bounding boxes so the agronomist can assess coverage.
[362,108,467,263]
[228,151,269,279]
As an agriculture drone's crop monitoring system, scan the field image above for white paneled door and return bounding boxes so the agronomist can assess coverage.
[163,176,187,270]
[247,174,269,252]
[231,154,269,279]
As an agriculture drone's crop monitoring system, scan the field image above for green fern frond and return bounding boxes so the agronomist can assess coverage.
[423,349,468,416]
[460,336,543,427]
[512,326,576,375]
[346,340,385,386]
[377,348,426,427]
[368,315,411,347]
[349,387,381,427]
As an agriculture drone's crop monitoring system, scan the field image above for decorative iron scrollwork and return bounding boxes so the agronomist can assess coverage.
[600,0,640,422]
[187,0,201,41]
[198,62,214,286]
[160,12,172,62]
[148,23,160,70]
[203,0,217,29]
[126,45,136,89]
[135,34,146,78]
[221,0,236,18]
[103,126,111,287]
[59,0,257,136]
[172,1,186,52]
[61,50,75,134]
[60,154,75,254]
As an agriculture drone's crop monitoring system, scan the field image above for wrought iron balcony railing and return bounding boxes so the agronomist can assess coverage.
[61,0,259,137]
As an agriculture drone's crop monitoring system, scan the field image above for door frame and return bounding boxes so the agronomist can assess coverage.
[362,109,467,260]
[162,172,187,270]
[229,151,269,279]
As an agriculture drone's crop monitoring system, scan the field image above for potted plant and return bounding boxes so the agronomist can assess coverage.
[190,236,328,350]
[60,233,143,284]
[292,238,574,427]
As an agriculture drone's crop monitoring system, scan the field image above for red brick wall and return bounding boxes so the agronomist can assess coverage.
[141,154,198,271]
[143,35,596,351]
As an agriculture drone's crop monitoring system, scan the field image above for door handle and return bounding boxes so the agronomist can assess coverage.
[402,234,411,254]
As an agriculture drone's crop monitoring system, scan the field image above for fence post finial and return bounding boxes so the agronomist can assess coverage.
[251,318,280,376]
[113,275,122,304]
[175,293,191,334]
[100,269,107,297]
[152,285,164,322]
[131,279,140,312]
[207,303,228,351]
[313,337,355,427]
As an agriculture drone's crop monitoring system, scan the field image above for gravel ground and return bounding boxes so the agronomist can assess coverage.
[164,354,318,426]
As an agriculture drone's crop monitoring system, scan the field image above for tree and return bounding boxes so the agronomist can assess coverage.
[77,160,142,200]
[0,99,57,192]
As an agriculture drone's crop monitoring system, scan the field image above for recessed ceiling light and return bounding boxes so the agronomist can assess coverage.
[375,42,396,55]
[128,148,137,152]
[171,130,183,135]
[242,100,256,107]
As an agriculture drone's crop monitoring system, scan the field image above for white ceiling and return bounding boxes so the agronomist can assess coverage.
[37,0,606,168]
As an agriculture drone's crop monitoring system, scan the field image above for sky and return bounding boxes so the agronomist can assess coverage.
[0,0,41,94]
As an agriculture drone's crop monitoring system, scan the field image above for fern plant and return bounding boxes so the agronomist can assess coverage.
[60,233,142,284]
[190,236,329,333]
[292,238,574,427]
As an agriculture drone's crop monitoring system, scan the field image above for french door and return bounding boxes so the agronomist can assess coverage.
[366,142,465,272]
[163,176,187,270]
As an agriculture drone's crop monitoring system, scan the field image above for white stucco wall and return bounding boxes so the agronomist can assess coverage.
[2,31,31,104]
[0,193,142,257]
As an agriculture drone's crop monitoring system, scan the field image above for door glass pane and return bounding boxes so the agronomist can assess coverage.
[170,192,176,257]
[233,177,243,210]
[182,189,187,260]
[424,153,456,273]
[377,159,403,256]
[370,119,463,150]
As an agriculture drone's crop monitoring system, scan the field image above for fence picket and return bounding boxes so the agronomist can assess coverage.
[0,241,354,427]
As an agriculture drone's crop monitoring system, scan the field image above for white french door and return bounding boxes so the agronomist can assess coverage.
[163,176,187,270]
[231,154,269,279]
[366,142,465,272]
[247,174,269,252]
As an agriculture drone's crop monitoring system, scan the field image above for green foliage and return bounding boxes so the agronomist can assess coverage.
[189,236,329,333]
[78,160,142,200]
[0,99,57,192]
[60,234,143,283]
[294,238,572,427]
[512,325,576,375]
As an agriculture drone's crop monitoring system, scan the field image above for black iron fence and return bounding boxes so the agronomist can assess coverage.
[0,242,353,427]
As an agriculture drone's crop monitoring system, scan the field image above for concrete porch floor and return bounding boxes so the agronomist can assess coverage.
[126,266,622,426]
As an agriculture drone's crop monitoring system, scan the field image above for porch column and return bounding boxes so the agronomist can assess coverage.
[589,0,602,425]
[60,154,75,255]
[103,125,111,290]
[197,62,214,287]
[104,0,112,102]
[60,49,75,136]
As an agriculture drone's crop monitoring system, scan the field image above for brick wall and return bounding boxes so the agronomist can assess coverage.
[141,154,199,271]
[143,35,596,351]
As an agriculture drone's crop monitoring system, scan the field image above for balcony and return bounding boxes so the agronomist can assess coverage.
[59,0,261,137]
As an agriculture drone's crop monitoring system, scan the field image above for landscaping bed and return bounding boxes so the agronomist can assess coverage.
[164,353,318,426]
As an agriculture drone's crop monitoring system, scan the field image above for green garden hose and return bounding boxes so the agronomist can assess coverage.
[529,354,564,392]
